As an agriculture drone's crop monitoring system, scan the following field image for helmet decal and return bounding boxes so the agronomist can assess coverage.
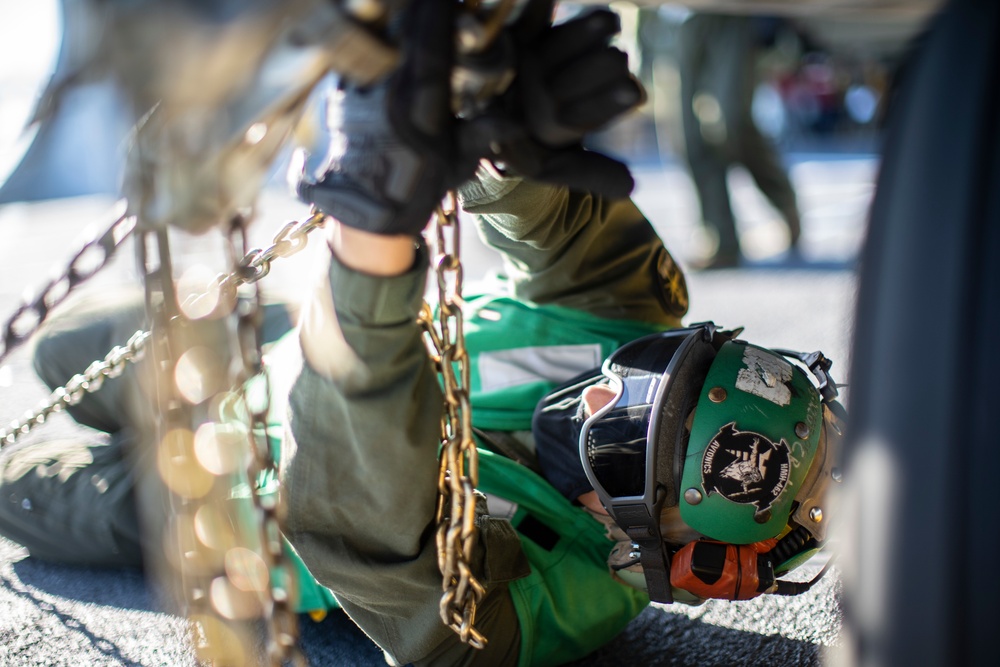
[682,340,826,543]
[735,346,793,406]
[701,422,791,518]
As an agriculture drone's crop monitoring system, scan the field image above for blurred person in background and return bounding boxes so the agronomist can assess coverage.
[675,12,802,270]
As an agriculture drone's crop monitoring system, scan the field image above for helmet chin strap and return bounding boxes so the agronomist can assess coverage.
[635,536,673,603]
[610,487,674,603]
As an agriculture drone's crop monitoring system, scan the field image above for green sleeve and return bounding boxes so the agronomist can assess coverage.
[279,246,527,666]
[458,168,689,327]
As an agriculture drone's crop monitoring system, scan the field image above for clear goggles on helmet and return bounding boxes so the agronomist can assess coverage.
[579,322,721,602]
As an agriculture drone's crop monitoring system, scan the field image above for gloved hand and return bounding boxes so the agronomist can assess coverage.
[297,0,481,237]
[488,0,646,198]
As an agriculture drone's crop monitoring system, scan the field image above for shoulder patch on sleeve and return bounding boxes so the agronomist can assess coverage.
[654,246,689,319]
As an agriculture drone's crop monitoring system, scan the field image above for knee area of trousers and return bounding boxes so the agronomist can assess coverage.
[29,329,73,388]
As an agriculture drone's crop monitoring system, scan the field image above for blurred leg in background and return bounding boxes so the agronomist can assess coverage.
[675,12,801,269]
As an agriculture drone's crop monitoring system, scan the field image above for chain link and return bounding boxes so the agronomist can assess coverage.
[419,191,487,649]
[0,329,151,447]
[183,211,326,318]
[0,204,135,365]
[226,215,307,667]
[135,225,223,659]
[224,211,326,290]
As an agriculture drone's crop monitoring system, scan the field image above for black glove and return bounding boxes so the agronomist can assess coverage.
[297,0,481,237]
[488,0,646,198]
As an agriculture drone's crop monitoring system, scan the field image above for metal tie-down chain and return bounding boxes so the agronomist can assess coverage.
[419,191,487,649]
[1,330,151,447]
[135,224,219,657]
[137,213,315,667]
[226,214,307,666]
[213,212,326,309]
[1,212,325,450]
[0,204,135,366]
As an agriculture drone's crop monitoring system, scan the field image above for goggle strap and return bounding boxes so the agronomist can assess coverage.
[634,536,673,603]
[615,502,674,603]
[772,347,843,404]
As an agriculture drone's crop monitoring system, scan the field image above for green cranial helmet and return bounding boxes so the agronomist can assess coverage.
[580,322,844,603]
